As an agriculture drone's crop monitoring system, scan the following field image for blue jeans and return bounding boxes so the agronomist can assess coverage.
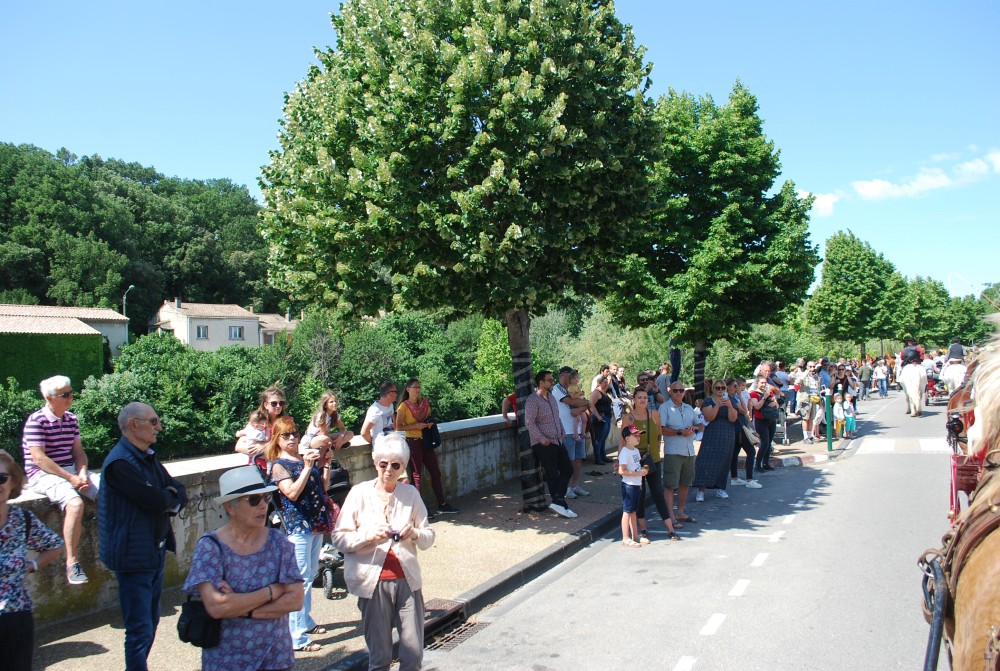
[592,419,612,463]
[289,531,323,648]
[877,378,888,397]
[115,548,166,671]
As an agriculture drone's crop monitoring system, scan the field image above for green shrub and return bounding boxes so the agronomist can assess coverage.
[0,378,43,464]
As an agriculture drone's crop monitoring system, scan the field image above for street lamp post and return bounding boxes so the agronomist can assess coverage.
[122,284,136,318]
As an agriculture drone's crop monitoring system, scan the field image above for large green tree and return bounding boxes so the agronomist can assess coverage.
[806,230,899,360]
[260,0,658,508]
[606,83,819,395]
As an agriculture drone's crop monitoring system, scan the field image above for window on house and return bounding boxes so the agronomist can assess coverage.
[196,325,208,339]
[229,326,244,340]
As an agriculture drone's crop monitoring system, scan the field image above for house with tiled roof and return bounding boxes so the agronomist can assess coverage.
[0,304,129,389]
[148,299,298,351]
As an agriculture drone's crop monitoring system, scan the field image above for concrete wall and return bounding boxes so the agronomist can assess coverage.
[16,415,520,627]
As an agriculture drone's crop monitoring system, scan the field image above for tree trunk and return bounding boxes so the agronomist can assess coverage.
[693,340,707,401]
[505,308,547,511]
[860,342,867,363]
[669,339,682,384]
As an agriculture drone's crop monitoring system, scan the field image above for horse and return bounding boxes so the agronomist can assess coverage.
[899,362,928,416]
[921,347,1000,671]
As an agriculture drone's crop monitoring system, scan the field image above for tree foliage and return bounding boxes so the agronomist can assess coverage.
[606,83,819,346]
[0,143,282,330]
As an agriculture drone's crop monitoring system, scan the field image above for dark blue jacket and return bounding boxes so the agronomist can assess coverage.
[98,436,187,572]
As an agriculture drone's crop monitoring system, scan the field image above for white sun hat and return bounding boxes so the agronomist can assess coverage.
[214,465,278,505]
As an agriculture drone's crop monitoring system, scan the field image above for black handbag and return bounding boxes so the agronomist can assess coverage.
[177,534,224,648]
[422,417,442,450]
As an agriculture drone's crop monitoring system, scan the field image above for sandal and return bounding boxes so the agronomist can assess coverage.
[668,532,682,541]
[306,626,327,635]
[295,643,323,652]
[622,539,642,548]
[676,514,698,524]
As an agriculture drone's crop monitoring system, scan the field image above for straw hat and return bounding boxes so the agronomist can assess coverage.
[215,465,277,505]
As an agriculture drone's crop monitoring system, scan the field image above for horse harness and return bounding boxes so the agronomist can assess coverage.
[922,459,1000,670]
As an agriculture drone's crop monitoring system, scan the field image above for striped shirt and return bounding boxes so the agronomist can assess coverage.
[21,407,80,478]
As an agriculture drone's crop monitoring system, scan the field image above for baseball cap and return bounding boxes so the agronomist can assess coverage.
[621,424,644,438]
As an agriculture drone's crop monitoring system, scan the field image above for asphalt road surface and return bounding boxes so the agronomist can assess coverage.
[423,392,953,671]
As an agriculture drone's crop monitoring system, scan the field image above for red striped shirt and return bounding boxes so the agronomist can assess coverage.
[21,407,80,478]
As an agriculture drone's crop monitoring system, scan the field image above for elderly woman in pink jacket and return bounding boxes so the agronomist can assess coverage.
[332,433,435,671]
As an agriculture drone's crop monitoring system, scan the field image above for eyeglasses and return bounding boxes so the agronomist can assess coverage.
[0,473,10,485]
[51,391,74,399]
[713,386,726,390]
[638,377,648,383]
[244,493,272,507]
[268,400,286,408]
[377,461,403,471]
[280,432,298,440]
[139,417,161,426]
[669,388,685,393]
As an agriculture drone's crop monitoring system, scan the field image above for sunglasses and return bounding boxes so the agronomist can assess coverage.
[714,386,726,390]
[669,389,685,393]
[0,473,10,485]
[51,391,74,399]
[268,400,286,408]
[244,493,272,507]
[378,461,403,471]
[280,432,298,440]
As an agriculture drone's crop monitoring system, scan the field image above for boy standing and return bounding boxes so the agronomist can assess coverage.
[619,424,648,548]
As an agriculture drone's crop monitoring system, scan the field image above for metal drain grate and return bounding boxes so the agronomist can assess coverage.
[426,621,491,651]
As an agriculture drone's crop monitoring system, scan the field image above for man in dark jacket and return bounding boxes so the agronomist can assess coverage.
[98,402,187,671]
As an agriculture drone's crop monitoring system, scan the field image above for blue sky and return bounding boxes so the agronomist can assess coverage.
[2,1,996,298]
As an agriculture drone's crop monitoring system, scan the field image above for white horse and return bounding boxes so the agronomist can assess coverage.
[940,361,968,396]
[898,362,927,416]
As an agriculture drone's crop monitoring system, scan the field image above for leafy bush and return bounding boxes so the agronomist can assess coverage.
[0,378,43,464]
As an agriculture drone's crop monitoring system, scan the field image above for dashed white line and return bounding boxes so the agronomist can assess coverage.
[729,579,750,596]
[804,488,814,496]
[734,530,785,542]
[813,477,823,485]
[792,499,805,508]
[751,552,769,567]
[700,613,726,636]
[672,656,697,671]
[783,514,796,525]
[769,530,785,543]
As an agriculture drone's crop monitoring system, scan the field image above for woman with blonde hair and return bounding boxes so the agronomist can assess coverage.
[300,391,354,452]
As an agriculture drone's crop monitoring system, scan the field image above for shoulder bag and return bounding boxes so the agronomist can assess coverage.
[177,534,224,648]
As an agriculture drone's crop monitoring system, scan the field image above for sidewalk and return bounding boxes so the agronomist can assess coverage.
[33,420,845,671]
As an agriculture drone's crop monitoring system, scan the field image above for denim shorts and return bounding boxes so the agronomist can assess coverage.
[621,482,642,513]
[562,434,586,460]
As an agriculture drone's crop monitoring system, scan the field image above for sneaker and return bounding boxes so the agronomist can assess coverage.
[716,489,730,499]
[731,477,747,486]
[437,503,459,514]
[565,488,577,499]
[622,539,642,548]
[745,480,763,489]
[67,563,88,585]
[549,502,578,519]
[638,532,651,545]
[573,486,590,497]
[695,490,705,502]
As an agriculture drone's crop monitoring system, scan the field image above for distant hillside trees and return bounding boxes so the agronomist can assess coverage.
[0,143,283,330]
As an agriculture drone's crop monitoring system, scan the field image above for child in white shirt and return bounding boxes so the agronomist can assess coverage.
[843,393,857,438]
[618,424,648,548]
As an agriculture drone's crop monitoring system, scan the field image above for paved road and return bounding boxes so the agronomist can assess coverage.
[423,393,953,671]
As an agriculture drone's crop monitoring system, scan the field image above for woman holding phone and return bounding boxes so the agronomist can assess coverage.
[693,379,738,502]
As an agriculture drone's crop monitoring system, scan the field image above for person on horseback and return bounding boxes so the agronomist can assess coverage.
[901,336,923,366]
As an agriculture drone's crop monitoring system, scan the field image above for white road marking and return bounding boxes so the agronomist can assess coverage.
[813,477,823,484]
[821,468,829,474]
[751,552,769,567]
[735,530,785,542]
[792,499,805,507]
[857,438,895,454]
[783,514,795,525]
[672,656,697,671]
[700,613,726,636]
[729,579,750,596]
[919,438,951,453]
[804,488,814,496]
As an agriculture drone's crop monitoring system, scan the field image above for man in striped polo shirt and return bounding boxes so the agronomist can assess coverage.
[22,374,99,585]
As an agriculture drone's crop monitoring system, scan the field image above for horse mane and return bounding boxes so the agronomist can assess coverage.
[971,337,1000,468]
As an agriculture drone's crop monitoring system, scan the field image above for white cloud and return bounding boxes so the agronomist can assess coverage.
[810,192,839,217]
[852,149,999,201]
[930,152,960,162]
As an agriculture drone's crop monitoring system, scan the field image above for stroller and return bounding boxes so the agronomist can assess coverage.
[316,459,352,599]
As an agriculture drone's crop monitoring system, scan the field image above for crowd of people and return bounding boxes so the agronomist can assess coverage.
[3,340,978,669]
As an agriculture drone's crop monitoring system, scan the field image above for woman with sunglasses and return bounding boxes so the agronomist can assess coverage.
[235,385,288,462]
[265,416,335,653]
[183,466,303,671]
[0,451,64,671]
[693,379,738,502]
[396,378,458,516]
[334,433,435,671]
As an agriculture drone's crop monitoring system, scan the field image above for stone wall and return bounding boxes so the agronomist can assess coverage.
[17,415,520,627]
